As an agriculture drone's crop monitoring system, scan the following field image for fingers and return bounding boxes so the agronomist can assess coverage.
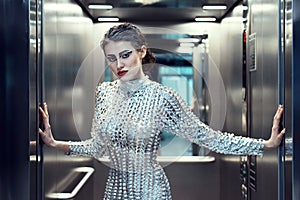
[279,128,286,137]
[39,103,49,118]
[267,106,286,148]
[273,105,284,127]
[39,102,51,128]
[38,128,45,136]
[38,128,47,141]
[274,105,284,120]
[39,107,49,126]
[44,103,49,116]
[39,107,46,118]
[274,128,286,146]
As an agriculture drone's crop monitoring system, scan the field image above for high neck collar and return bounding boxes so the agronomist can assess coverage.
[119,75,149,85]
[118,75,149,95]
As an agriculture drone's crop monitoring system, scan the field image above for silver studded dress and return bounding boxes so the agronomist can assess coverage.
[69,76,264,200]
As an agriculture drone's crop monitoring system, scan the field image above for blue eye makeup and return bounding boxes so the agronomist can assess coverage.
[106,56,117,62]
[106,50,133,63]
[119,50,133,59]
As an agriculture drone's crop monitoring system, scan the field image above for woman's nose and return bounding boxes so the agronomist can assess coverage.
[117,59,124,69]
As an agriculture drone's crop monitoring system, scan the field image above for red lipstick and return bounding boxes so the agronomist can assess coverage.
[117,70,128,77]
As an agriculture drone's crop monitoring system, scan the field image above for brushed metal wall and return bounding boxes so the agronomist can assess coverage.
[211,1,293,199]
[42,1,96,199]
[248,0,281,199]
[218,12,245,200]
[246,0,293,199]
[2,0,299,199]
[0,0,31,199]
[293,0,300,199]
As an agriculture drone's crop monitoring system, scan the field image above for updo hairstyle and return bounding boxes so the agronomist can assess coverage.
[100,23,156,68]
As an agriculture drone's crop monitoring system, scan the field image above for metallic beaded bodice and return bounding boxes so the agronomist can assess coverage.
[70,76,264,200]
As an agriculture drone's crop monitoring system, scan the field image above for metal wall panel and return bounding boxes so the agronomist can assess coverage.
[213,1,293,199]
[218,19,245,200]
[283,1,293,199]
[248,0,280,199]
[42,1,96,199]
[2,0,298,199]
[246,0,297,199]
[29,0,44,199]
[0,0,31,199]
[292,0,300,198]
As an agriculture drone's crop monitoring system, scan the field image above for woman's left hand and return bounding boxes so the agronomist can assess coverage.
[264,105,286,149]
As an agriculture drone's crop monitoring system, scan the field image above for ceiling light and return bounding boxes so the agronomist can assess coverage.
[179,43,195,47]
[178,38,200,43]
[135,0,160,4]
[222,17,247,23]
[88,4,113,10]
[202,5,227,10]
[195,17,217,22]
[97,17,119,22]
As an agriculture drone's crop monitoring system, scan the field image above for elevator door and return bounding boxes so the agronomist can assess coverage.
[29,0,44,199]
[29,1,96,199]
[247,0,293,199]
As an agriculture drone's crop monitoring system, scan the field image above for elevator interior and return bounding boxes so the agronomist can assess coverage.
[1,0,300,199]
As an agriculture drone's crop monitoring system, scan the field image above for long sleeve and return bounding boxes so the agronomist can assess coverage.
[69,129,106,159]
[69,84,107,159]
[158,87,264,156]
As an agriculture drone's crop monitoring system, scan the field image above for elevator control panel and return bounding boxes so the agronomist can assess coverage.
[240,155,258,200]
[240,156,248,200]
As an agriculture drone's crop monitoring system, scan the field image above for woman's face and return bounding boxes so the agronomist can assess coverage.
[104,40,146,82]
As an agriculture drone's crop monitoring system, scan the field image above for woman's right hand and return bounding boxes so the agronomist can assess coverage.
[39,103,56,148]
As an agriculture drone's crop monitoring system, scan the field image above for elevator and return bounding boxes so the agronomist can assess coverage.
[1,0,300,200]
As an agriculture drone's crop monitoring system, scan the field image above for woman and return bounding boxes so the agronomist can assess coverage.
[39,23,285,199]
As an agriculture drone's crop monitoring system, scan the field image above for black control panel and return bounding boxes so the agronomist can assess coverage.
[240,156,248,200]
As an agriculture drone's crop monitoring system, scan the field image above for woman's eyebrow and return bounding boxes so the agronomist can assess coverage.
[106,54,116,57]
[119,50,132,56]
[106,50,132,58]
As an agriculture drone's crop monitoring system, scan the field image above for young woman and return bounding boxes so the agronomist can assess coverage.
[39,23,285,200]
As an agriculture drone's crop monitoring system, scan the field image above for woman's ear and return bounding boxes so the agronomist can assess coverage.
[140,45,147,58]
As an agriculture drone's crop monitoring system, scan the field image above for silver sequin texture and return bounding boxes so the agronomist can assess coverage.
[69,76,264,199]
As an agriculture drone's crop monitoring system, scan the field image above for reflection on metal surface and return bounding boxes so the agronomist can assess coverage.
[157,156,215,163]
[47,167,94,199]
[248,33,256,72]
[30,155,41,162]
[42,1,95,199]
[97,156,215,165]
[45,3,83,15]
[285,137,293,156]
